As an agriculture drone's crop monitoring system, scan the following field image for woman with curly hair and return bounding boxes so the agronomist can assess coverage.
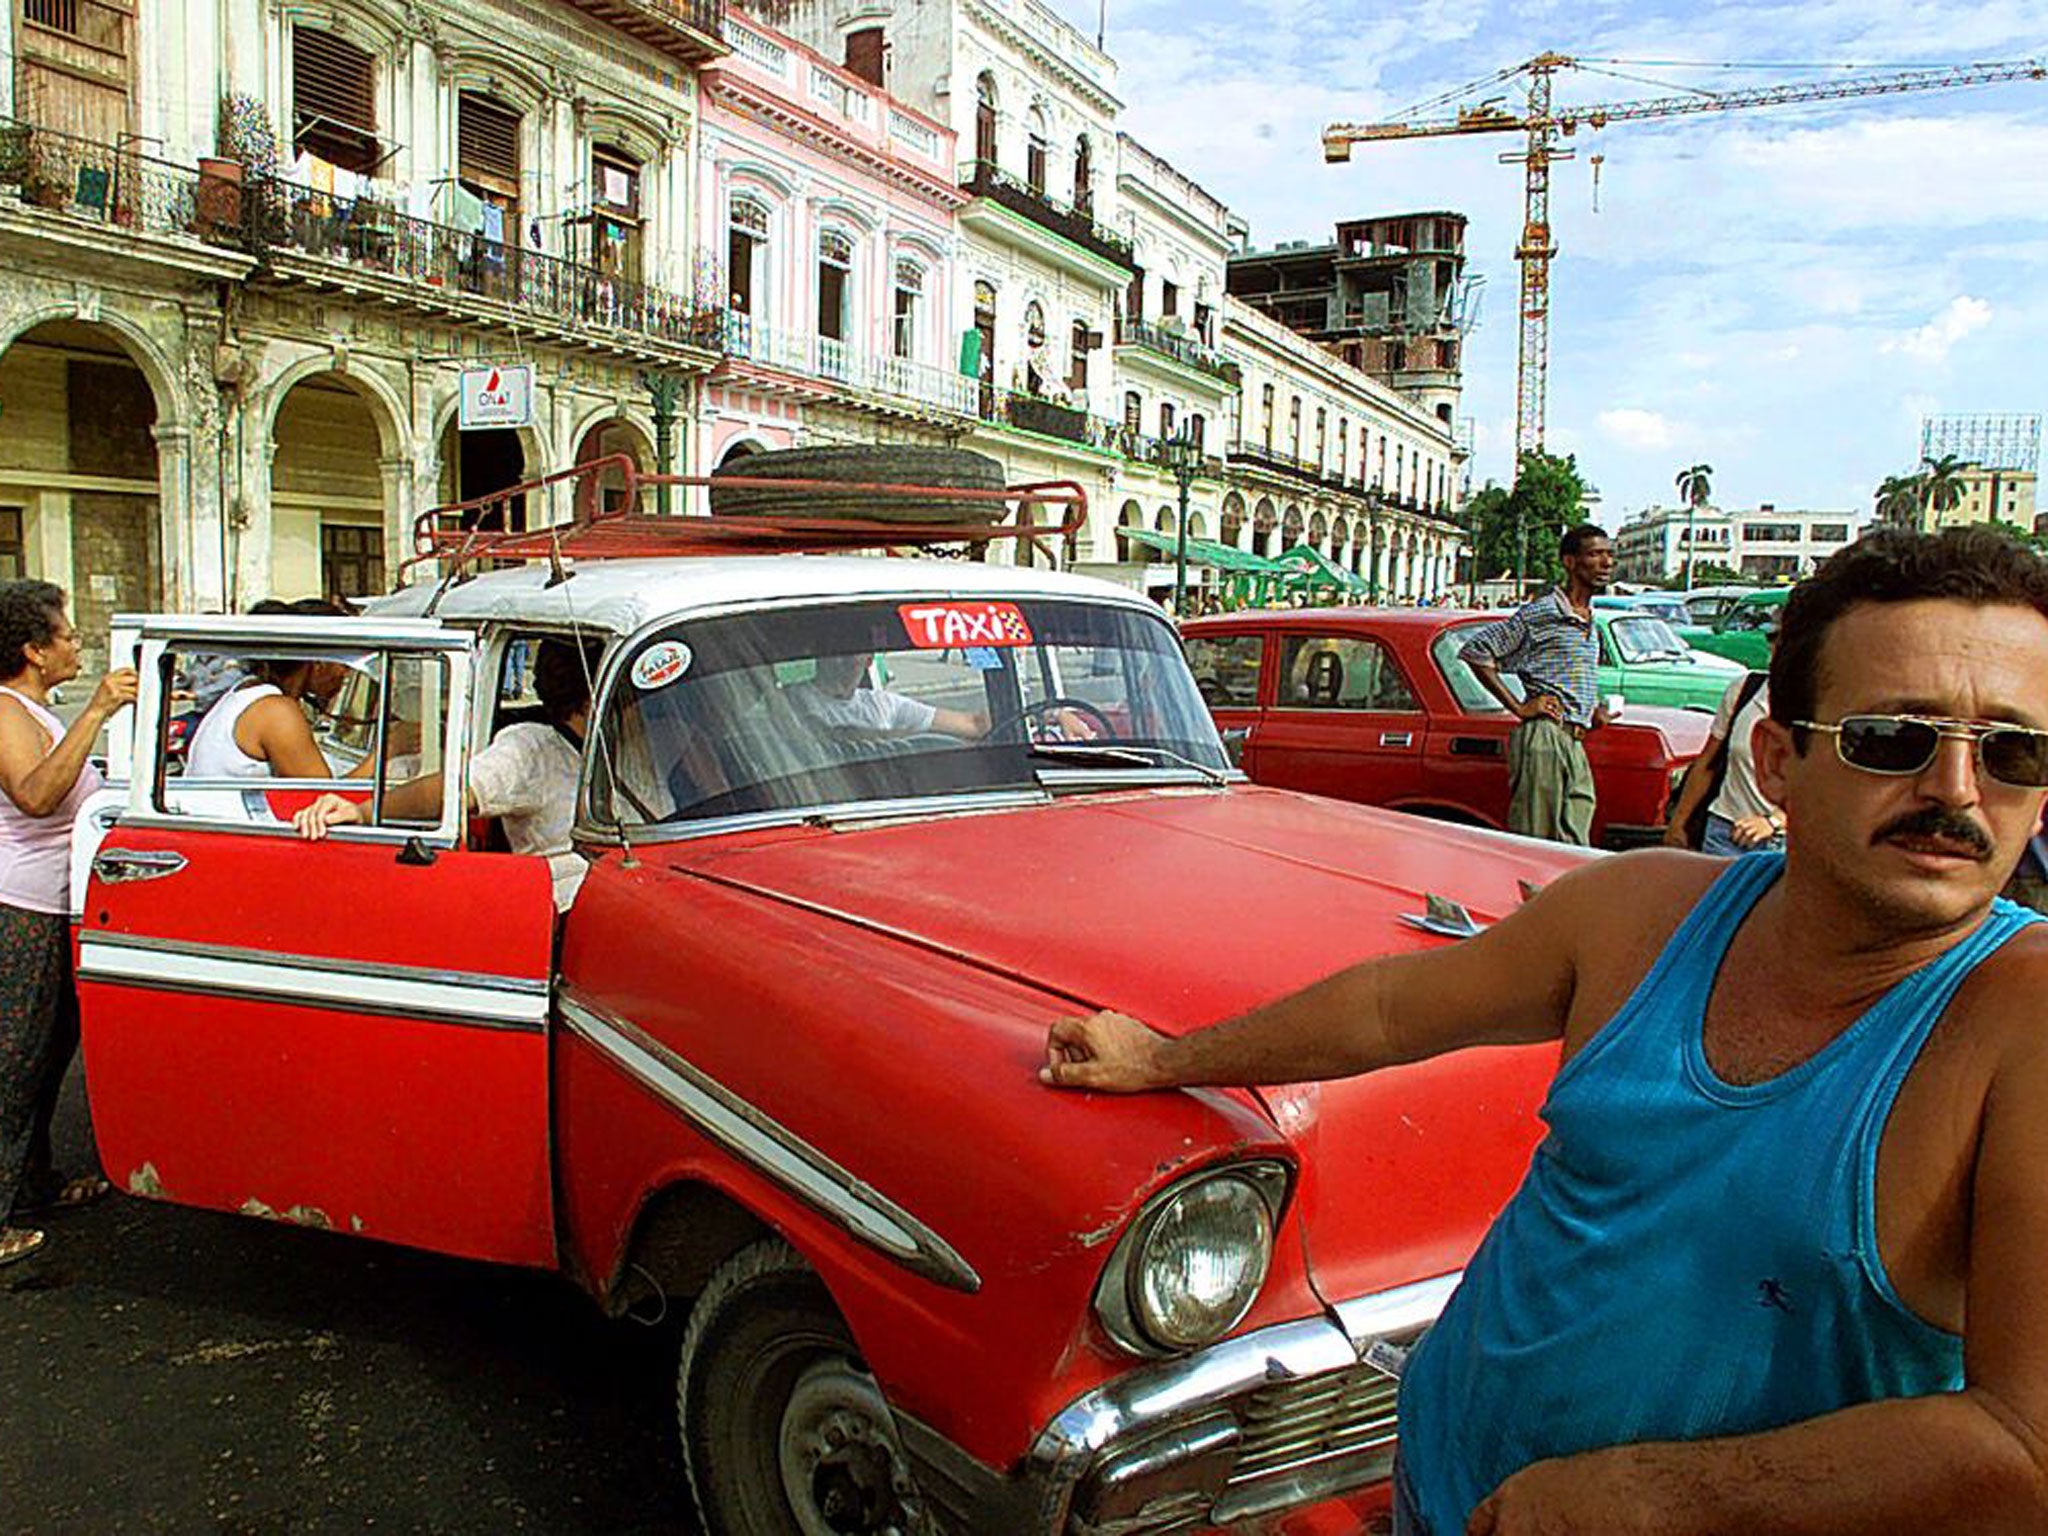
[0,581,136,1266]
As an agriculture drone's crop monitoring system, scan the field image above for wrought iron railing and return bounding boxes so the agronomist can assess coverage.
[1226,439,1327,485]
[248,178,719,350]
[718,311,979,416]
[1113,315,1239,385]
[0,117,243,248]
[957,160,1134,269]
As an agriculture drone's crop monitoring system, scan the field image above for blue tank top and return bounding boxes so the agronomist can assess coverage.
[1398,852,2040,1532]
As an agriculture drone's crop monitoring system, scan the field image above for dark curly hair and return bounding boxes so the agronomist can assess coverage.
[1770,525,2048,735]
[534,638,604,724]
[1560,523,1609,559]
[0,580,67,680]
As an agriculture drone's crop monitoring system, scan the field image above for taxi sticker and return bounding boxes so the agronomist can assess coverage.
[631,640,693,690]
[897,601,1033,649]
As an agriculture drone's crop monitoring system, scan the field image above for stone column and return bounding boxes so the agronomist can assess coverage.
[150,423,198,612]
[380,455,414,591]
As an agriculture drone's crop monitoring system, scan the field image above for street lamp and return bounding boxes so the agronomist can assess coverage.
[1158,425,1201,616]
[638,369,685,517]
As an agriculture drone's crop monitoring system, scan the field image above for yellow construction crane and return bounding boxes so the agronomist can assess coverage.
[1323,55,2048,465]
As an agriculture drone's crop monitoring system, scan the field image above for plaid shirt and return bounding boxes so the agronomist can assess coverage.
[1458,589,1600,727]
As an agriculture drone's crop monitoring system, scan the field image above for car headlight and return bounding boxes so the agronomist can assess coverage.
[1094,1162,1289,1357]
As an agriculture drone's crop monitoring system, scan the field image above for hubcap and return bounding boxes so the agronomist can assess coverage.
[776,1356,927,1536]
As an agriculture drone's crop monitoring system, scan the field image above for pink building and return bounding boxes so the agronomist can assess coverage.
[696,11,973,465]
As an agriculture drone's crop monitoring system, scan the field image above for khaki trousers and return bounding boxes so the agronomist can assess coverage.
[1507,715,1596,846]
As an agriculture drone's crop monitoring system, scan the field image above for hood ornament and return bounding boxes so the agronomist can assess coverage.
[1399,893,1484,939]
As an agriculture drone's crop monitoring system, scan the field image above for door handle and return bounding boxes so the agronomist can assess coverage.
[1448,737,1503,758]
[1379,732,1414,748]
[92,849,188,884]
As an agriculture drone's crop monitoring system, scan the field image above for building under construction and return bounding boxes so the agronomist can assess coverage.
[1225,213,1471,429]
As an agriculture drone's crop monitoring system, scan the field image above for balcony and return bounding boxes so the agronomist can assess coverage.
[0,118,253,275]
[559,0,726,64]
[1226,439,1327,487]
[957,160,1133,274]
[971,387,1124,454]
[249,179,720,364]
[716,311,978,419]
[1113,315,1240,388]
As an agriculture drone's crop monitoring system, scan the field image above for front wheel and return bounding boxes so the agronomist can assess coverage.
[678,1237,934,1536]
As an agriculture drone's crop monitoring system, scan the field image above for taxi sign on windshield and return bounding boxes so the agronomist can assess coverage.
[897,602,1033,649]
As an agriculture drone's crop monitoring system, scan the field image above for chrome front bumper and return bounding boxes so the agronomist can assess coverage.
[1015,1272,1458,1535]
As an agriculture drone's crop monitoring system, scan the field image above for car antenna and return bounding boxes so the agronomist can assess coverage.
[563,603,645,870]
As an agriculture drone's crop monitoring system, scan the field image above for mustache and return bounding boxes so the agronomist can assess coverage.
[1873,805,1992,859]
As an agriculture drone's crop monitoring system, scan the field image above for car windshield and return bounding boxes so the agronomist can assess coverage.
[1433,622,1523,714]
[589,597,1228,826]
[1609,615,1691,664]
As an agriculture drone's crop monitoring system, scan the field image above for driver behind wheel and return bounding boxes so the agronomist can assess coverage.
[789,652,988,741]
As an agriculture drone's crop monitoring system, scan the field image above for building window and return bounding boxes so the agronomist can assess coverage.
[974,73,998,167]
[844,26,885,87]
[1315,407,1327,467]
[321,523,385,601]
[817,228,854,342]
[1123,391,1142,434]
[892,259,923,360]
[1124,268,1144,323]
[0,507,21,581]
[590,146,642,282]
[1160,402,1176,440]
[457,92,522,246]
[1073,136,1093,215]
[293,27,379,175]
[973,280,998,412]
[1813,523,1850,542]
[23,0,80,35]
[1026,108,1049,195]
[1261,384,1275,448]
[1068,319,1089,393]
[1288,397,1302,457]
[1023,300,1047,394]
[1188,414,1205,453]
[727,195,769,315]
[1337,419,1348,478]
[1161,280,1179,318]
[1193,301,1214,344]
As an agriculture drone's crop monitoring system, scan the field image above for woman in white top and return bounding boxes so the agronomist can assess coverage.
[0,581,136,1267]
[1663,628,1785,857]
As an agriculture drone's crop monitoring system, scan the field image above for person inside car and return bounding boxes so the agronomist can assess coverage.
[789,652,988,741]
[292,638,602,911]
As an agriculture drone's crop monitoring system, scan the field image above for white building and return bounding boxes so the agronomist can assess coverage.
[1615,503,1866,585]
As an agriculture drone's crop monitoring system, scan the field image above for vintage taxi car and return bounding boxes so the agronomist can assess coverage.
[71,474,1588,1535]
[1183,607,1712,849]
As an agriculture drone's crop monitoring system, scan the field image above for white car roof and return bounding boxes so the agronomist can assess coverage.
[364,554,1156,638]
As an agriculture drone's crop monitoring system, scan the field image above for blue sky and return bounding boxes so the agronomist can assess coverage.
[1042,0,2048,523]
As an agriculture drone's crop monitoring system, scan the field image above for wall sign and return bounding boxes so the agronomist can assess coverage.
[458,364,535,430]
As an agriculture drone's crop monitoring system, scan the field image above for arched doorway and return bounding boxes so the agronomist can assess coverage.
[1308,510,1328,550]
[272,373,397,601]
[1115,499,1143,560]
[1220,492,1245,548]
[575,416,652,516]
[1282,505,1304,547]
[0,318,165,671]
[1154,505,1175,536]
[441,416,528,533]
[1253,497,1276,559]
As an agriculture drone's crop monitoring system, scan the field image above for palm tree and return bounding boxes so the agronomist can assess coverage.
[1918,454,1967,525]
[1674,463,1713,587]
[1874,473,1922,529]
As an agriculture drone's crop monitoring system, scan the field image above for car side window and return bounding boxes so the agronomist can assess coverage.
[1183,634,1264,708]
[1277,635,1419,712]
[157,643,451,828]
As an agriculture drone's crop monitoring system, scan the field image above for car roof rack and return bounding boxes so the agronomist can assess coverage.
[403,454,1090,587]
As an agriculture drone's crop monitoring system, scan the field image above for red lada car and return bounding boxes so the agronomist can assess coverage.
[1183,607,1711,848]
[71,513,1592,1534]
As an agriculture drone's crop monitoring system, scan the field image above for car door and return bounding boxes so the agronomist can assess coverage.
[1249,630,1429,806]
[76,614,559,1268]
[1181,629,1267,771]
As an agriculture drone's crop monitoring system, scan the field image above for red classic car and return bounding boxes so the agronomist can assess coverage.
[1182,607,1712,848]
[69,479,1590,1535]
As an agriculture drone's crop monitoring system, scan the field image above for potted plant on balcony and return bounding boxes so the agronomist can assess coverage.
[0,123,31,187]
[199,92,278,239]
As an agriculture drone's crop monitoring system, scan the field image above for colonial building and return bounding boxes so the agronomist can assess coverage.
[697,10,972,464]
[1614,503,1866,585]
[0,0,723,654]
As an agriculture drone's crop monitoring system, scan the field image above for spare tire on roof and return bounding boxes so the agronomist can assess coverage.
[708,445,1009,525]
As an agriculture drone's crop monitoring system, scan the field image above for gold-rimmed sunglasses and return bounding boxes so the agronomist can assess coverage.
[1795,714,2048,789]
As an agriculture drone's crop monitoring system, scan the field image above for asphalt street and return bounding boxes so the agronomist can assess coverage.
[0,1067,699,1536]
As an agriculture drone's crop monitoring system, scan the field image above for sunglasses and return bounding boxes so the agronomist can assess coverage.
[1796,714,2048,789]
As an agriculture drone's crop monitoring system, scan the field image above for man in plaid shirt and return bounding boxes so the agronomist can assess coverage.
[1459,524,1615,844]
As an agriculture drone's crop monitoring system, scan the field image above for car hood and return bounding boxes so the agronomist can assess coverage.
[668,786,1574,1300]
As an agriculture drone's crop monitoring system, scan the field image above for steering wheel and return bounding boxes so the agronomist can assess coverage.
[987,696,1117,744]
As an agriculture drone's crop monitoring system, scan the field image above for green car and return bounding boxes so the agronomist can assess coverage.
[1593,605,1747,711]
[1678,587,1788,671]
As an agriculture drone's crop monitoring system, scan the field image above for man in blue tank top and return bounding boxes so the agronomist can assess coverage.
[1045,526,2048,1534]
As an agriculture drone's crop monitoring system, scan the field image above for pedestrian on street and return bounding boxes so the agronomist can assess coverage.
[0,580,135,1266]
[1664,626,1784,856]
[1457,525,1613,844]
[1042,525,2048,1536]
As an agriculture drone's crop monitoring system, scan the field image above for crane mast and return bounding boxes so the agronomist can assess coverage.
[1324,56,2048,468]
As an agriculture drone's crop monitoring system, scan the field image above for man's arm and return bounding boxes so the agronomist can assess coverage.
[1467,1009,2048,1536]
[1041,857,1603,1092]
[1467,653,1558,722]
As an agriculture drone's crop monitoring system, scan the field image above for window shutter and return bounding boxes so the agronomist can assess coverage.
[295,28,376,135]
[459,93,522,185]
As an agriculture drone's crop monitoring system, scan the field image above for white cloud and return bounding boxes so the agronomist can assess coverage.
[1597,408,1679,451]
[1883,296,1993,362]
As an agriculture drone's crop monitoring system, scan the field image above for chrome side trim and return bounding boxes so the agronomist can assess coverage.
[556,991,979,1295]
[77,932,549,1031]
[1026,1271,1462,1526]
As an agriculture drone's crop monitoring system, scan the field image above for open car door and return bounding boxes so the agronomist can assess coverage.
[76,613,558,1267]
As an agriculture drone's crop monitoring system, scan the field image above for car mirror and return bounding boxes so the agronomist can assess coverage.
[1219,727,1249,767]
